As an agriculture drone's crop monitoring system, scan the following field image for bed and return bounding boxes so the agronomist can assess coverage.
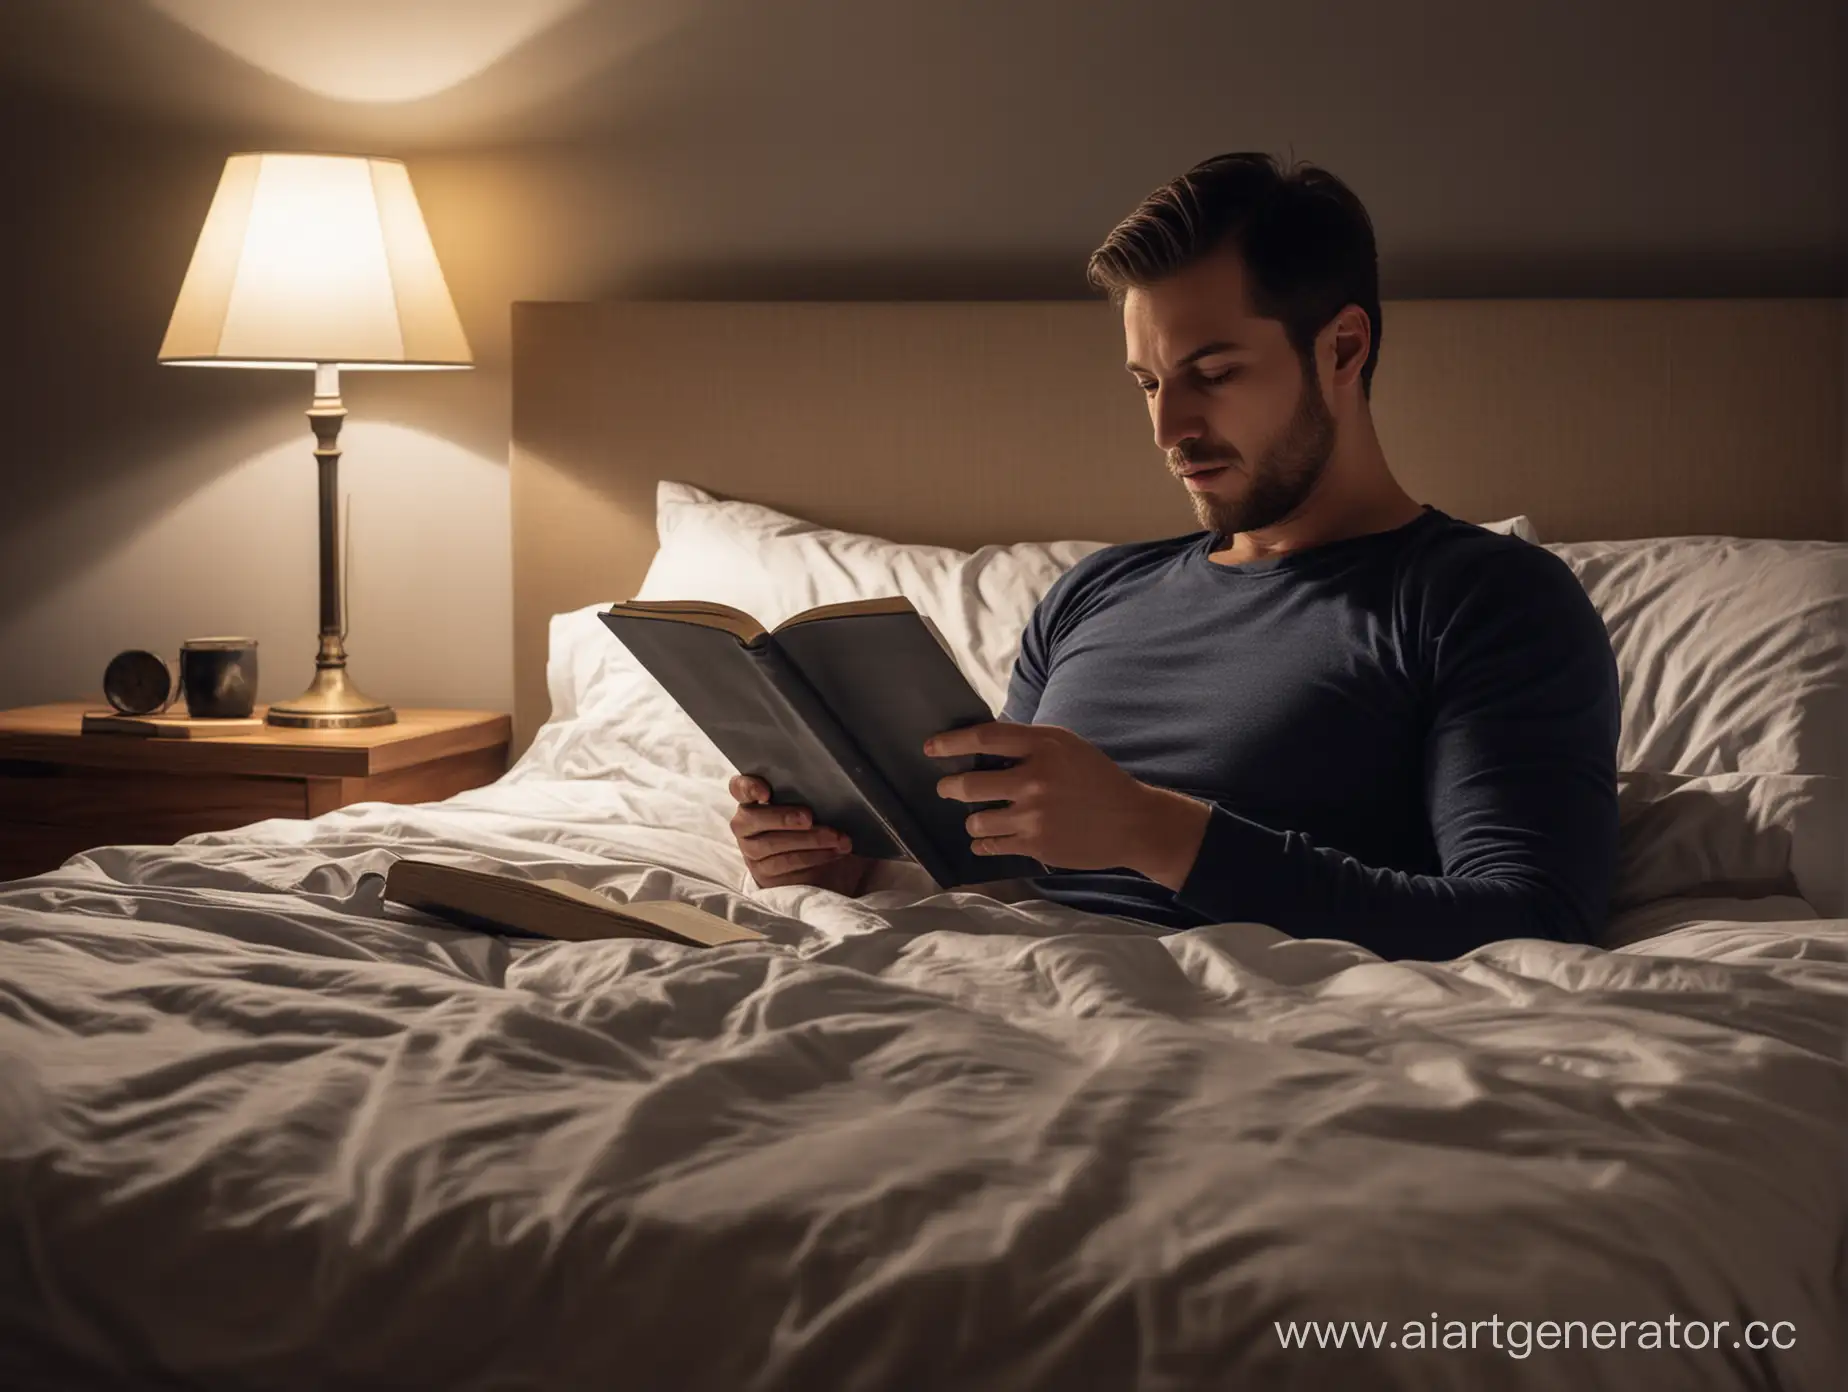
[2,299,1846,1390]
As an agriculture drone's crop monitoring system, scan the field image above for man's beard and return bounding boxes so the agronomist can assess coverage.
[1170,362,1337,538]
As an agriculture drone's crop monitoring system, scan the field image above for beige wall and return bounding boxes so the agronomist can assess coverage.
[2,0,1844,715]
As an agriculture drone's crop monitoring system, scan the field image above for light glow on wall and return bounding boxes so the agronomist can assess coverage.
[147,0,586,103]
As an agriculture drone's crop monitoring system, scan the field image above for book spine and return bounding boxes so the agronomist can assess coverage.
[751,642,959,888]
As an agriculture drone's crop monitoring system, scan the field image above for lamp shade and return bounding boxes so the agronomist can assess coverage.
[159,153,472,370]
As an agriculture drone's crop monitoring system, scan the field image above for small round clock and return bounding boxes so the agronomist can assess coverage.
[102,649,176,716]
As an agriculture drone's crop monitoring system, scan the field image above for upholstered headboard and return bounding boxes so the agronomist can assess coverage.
[510,298,1846,753]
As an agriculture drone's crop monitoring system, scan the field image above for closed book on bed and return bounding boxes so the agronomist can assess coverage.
[383,859,765,946]
[598,596,1041,888]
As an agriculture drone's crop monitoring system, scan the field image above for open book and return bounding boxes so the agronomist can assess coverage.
[598,596,1041,888]
[382,859,766,947]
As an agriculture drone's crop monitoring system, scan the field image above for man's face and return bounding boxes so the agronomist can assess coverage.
[1122,249,1336,538]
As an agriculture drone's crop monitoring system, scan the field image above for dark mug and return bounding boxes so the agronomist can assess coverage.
[180,638,259,718]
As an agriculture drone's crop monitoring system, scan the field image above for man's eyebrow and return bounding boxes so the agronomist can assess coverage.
[1124,340,1250,373]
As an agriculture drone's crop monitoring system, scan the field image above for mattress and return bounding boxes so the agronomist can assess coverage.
[2,775,1844,1390]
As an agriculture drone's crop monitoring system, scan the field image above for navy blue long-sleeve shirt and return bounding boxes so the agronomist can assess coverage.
[999,507,1620,959]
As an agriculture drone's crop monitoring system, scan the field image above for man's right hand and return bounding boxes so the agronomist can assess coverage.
[728,775,873,893]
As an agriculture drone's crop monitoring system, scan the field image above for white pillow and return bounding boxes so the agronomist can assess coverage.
[510,600,725,785]
[1613,770,1843,915]
[1478,515,1540,542]
[1545,537,1848,780]
[634,482,1107,714]
[1549,535,1848,917]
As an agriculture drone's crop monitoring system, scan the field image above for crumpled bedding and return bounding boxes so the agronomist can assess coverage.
[1,779,1845,1391]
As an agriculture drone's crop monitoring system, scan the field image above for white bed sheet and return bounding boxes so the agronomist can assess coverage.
[2,773,1845,1390]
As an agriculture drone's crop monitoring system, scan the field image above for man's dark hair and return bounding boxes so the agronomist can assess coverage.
[1087,152,1382,399]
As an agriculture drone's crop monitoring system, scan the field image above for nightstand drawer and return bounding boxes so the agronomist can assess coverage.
[0,765,307,824]
[0,766,308,867]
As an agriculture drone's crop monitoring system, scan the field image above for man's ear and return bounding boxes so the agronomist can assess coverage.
[1328,305,1371,390]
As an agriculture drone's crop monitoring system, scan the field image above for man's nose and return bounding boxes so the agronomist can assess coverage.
[1150,387,1202,454]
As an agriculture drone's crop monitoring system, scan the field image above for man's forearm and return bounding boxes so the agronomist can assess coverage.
[1127,784,1213,891]
[1166,803,1608,958]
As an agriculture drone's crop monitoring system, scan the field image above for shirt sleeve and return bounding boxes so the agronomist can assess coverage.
[1173,543,1621,960]
[1003,542,1172,725]
[1000,576,1063,724]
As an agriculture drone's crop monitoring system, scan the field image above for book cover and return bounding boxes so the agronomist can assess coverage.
[598,597,1041,888]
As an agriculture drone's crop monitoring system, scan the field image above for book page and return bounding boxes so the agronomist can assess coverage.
[530,880,766,947]
[607,599,767,644]
[773,595,915,633]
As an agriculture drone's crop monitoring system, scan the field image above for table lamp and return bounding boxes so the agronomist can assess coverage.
[158,153,473,728]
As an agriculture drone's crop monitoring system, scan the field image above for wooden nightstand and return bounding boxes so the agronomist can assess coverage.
[0,705,511,881]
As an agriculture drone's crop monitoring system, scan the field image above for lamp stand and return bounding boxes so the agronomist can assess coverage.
[266,364,396,730]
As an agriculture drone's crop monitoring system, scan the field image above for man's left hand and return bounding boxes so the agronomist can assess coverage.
[926,722,1210,890]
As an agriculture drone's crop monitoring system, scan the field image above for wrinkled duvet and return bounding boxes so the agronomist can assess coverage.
[2,777,1845,1391]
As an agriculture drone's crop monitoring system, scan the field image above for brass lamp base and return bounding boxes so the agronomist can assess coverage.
[266,666,396,730]
[266,363,397,732]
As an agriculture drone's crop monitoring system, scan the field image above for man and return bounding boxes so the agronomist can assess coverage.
[727,152,1620,961]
